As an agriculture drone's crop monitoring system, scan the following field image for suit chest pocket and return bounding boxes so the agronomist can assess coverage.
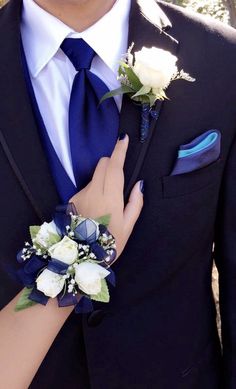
[161,158,223,199]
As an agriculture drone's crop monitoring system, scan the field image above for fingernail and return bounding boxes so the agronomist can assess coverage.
[119,132,127,141]
[139,180,145,194]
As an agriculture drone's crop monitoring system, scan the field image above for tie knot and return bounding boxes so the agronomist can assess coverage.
[61,38,95,71]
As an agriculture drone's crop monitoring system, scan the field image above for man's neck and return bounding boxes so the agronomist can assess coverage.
[33,0,116,32]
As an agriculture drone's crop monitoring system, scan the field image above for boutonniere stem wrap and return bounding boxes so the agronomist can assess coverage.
[101,44,195,142]
[15,204,117,314]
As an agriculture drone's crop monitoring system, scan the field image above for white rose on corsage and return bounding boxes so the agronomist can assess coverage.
[33,221,60,249]
[36,269,65,298]
[74,262,110,296]
[133,47,178,93]
[48,236,78,265]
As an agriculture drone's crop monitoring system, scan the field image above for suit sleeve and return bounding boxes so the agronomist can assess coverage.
[214,132,236,388]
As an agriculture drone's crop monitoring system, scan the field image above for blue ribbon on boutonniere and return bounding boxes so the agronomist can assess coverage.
[140,103,161,143]
[101,44,195,142]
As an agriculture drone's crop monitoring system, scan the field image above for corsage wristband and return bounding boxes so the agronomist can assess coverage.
[15,204,117,313]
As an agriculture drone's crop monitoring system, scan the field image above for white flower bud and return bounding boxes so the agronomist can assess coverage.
[74,262,110,296]
[36,269,65,298]
[34,221,59,249]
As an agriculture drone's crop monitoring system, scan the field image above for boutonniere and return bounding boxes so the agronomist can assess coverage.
[101,45,195,142]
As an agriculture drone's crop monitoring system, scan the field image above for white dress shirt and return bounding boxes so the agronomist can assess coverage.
[21,0,131,185]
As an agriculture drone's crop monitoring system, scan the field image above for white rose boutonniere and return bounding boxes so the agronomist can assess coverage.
[101,44,195,142]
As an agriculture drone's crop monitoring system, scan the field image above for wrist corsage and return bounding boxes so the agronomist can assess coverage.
[15,204,117,314]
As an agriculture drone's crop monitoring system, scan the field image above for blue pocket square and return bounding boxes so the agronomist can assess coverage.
[171,129,221,176]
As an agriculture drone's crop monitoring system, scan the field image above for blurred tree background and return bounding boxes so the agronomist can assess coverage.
[166,0,236,26]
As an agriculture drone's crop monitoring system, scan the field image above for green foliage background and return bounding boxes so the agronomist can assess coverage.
[167,0,228,21]
[167,0,236,26]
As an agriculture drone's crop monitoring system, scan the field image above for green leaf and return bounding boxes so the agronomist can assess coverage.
[132,95,150,104]
[47,232,61,246]
[118,61,131,72]
[132,85,151,99]
[90,279,110,303]
[118,62,131,78]
[118,64,125,77]
[15,288,38,312]
[95,214,111,227]
[148,94,158,107]
[161,90,169,100]
[29,225,40,241]
[70,215,79,231]
[100,86,134,104]
[124,67,143,90]
[118,60,129,69]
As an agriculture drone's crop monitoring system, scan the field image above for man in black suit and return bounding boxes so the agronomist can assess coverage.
[1,0,236,388]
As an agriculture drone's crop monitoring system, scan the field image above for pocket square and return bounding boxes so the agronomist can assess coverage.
[170,129,221,176]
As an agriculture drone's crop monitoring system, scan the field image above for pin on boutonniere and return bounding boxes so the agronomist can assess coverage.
[101,44,195,142]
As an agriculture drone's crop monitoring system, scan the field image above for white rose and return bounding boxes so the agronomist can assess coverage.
[36,269,65,298]
[48,236,78,265]
[133,47,178,91]
[74,262,110,295]
[34,221,59,248]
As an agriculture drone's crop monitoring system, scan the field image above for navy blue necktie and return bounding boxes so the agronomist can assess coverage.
[61,38,119,190]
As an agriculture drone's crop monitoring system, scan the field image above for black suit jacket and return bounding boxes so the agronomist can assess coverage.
[1,0,236,388]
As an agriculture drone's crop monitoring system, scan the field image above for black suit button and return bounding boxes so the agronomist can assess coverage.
[87,310,107,327]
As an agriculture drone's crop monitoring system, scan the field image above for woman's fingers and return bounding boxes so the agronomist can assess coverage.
[91,157,110,189]
[123,180,144,236]
[104,134,129,196]
[110,133,129,168]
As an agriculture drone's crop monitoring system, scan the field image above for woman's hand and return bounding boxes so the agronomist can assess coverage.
[0,135,143,389]
[70,134,144,258]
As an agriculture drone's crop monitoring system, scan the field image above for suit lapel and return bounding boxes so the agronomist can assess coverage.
[0,0,59,221]
[121,0,179,199]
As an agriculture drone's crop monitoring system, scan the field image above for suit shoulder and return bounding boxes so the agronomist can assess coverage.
[0,0,11,18]
[157,1,236,99]
[158,1,236,50]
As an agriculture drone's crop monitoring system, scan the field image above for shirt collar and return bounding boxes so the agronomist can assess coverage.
[21,0,131,78]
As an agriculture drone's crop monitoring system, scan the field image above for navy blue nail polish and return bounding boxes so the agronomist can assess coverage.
[119,132,126,140]
[140,180,145,194]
